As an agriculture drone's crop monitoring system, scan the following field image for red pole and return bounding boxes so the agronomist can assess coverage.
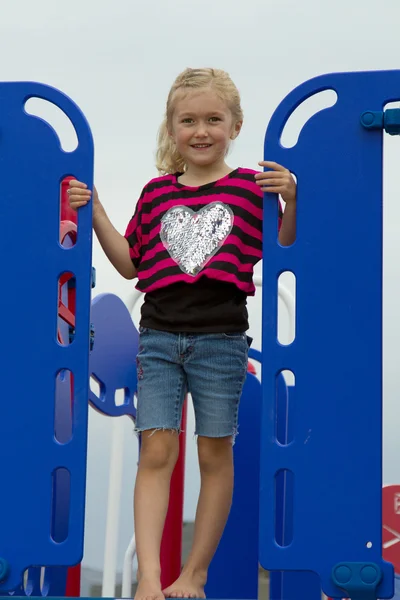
[65,565,81,597]
[160,401,188,589]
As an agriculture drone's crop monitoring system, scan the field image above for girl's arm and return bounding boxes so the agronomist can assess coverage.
[255,161,297,247]
[278,203,296,246]
[93,203,137,280]
[68,180,137,280]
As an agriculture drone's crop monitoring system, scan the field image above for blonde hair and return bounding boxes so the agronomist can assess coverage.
[156,68,243,175]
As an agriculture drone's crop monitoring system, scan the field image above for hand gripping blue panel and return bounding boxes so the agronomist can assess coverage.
[259,70,399,599]
[0,82,93,591]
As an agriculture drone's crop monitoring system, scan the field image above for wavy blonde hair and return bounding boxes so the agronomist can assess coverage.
[156,68,243,175]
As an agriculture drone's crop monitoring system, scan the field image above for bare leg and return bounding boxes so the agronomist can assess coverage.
[134,430,180,600]
[163,436,234,598]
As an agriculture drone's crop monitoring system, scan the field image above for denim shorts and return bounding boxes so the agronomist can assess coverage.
[135,327,250,439]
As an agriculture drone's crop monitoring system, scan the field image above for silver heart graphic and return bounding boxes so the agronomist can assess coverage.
[160,202,234,276]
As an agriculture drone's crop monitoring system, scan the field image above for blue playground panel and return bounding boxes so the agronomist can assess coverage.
[0,82,94,592]
[206,363,262,599]
[1,71,399,599]
[88,293,138,420]
[269,383,322,599]
[260,70,400,598]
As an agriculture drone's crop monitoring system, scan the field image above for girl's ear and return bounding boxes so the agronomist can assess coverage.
[231,121,243,140]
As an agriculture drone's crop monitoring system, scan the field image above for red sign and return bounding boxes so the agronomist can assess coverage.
[383,485,400,574]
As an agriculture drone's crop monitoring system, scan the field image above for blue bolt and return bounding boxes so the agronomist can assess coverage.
[334,565,352,584]
[362,112,375,126]
[360,111,383,130]
[360,565,379,584]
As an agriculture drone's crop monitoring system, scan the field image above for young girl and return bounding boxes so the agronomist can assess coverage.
[68,67,297,600]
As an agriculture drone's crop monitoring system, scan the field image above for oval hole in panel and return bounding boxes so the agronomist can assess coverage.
[60,177,78,246]
[274,469,294,547]
[50,467,71,543]
[115,387,129,407]
[55,369,74,444]
[90,374,105,402]
[276,371,295,445]
[278,271,296,345]
[57,272,76,346]
[25,97,78,152]
[280,90,337,149]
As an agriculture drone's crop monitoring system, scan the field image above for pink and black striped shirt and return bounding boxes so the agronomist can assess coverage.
[124,168,283,297]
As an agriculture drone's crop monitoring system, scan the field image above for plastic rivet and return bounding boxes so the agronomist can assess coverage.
[334,565,352,584]
[360,565,379,584]
[362,112,375,126]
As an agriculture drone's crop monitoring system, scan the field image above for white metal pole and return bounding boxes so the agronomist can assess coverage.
[122,535,137,598]
[101,289,143,597]
[101,417,125,597]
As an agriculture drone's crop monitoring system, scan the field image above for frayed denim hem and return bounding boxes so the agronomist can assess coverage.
[134,426,182,439]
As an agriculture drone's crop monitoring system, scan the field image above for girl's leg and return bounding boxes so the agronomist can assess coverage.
[163,435,234,599]
[133,327,187,600]
[163,331,248,598]
[134,429,180,600]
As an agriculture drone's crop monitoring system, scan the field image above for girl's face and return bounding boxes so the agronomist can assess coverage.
[169,88,241,172]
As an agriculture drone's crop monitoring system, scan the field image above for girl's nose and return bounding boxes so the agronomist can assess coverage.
[195,123,208,137]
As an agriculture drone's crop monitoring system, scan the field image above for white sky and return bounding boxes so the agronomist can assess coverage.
[2,0,400,573]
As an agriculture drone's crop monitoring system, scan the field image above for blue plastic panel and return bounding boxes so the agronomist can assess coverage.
[269,385,322,599]
[0,597,256,600]
[206,370,262,599]
[88,293,138,419]
[0,83,93,591]
[259,70,399,598]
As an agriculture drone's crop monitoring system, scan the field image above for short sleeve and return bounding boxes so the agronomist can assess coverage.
[124,189,145,269]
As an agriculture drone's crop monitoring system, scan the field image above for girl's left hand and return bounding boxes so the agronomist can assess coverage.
[255,161,296,206]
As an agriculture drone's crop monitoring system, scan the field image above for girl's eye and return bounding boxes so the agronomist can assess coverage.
[182,118,193,123]
[210,117,221,122]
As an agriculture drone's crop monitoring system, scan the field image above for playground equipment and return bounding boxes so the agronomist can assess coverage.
[0,69,399,599]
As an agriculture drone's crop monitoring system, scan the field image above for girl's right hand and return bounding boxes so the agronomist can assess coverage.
[68,180,100,212]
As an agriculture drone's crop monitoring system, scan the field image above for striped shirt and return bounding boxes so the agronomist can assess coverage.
[124,167,283,297]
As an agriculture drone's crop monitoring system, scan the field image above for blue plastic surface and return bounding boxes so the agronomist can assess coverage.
[360,111,384,129]
[0,562,8,583]
[383,108,400,135]
[206,370,262,599]
[0,82,93,592]
[269,384,322,600]
[2,566,68,598]
[260,70,398,598]
[332,562,382,599]
[361,108,400,135]
[0,597,257,600]
[2,292,138,595]
[88,293,138,419]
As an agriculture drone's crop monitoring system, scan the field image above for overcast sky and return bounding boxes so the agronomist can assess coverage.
[2,0,400,573]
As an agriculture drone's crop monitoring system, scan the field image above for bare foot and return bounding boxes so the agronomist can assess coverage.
[135,576,165,600]
[163,572,206,599]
